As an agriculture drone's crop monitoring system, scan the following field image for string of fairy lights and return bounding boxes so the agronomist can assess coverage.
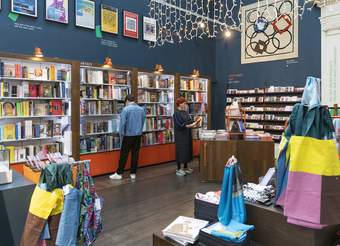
[147,0,338,47]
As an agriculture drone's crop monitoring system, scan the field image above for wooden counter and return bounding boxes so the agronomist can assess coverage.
[199,140,275,183]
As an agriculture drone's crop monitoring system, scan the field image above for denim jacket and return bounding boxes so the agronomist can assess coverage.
[119,103,146,137]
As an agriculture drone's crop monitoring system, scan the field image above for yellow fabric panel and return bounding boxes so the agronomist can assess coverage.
[50,188,64,216]
[289,136,340,176]
[29,186,58,220]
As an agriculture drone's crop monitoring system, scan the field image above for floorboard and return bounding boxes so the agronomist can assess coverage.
[94,160,219,246]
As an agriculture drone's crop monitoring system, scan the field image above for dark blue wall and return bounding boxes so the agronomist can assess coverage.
[0,0,215,76]
[0,1,322,129]
[212,6,321,129]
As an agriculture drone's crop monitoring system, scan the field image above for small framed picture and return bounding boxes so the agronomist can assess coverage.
[75,0,95,29]
[46,0,68,24]
[143,17,157,42]
[101,4,118,34]
[11,0,38,17]
[123,11,138,39]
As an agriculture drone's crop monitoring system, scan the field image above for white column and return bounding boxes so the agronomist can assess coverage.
[320,2,340,106]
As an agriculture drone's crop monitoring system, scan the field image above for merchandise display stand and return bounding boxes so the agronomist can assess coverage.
[153,231,199,246]
[0,170,35,246]
[199,139,274,183]
[226,86,304,142]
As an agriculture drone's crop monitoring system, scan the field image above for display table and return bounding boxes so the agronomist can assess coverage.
[199,140,275,182]
[247,202,339,246]
[0,170,35,246]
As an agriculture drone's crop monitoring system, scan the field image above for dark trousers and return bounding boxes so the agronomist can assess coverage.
[117,136,141,175]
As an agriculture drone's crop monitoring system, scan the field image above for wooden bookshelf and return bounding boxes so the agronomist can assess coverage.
[79,63,132,155]
[178,74,211,139]
[0,52,77,165]
[226,86,304,142]
[137,71,175,147]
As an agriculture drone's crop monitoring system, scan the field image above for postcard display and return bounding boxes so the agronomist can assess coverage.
[0,57,72,164]
[180,76,209,139]
[79,66,131,154]
[138,72,175,146]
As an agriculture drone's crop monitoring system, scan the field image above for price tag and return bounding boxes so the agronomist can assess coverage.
[95,198,102,211]
[63,185,70,196]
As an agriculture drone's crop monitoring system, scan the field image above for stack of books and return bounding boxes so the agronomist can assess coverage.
[162,216,209,245]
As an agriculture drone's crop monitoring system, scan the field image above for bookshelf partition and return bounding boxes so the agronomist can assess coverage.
[0,52,79,167]
[79,64,132,155]
[178,75,211,139]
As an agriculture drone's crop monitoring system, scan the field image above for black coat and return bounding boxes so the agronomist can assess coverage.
[173,110,194,163]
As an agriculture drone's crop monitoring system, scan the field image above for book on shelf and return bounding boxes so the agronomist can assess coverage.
[145,104,173,116]
[188,103,207,115]
[138,74,174,89]
[0,60,71,81]
[80,68,129,85]
[81,85,129,100]
[143,118,173,131]
[142,130,174,146]
[0,81,68,98]
[138,91,173,103]
[0,142,60,163]
[180,78,207,91]
[80,118,120,135]
[80,100,124,115]
[180,91,207,102]
[0,120,62,141]
[80,135,121,153]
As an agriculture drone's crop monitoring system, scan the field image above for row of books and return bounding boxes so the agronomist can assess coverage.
[180,91,207,103]
[138,74,174,89]
[79,135,121,153]
[0,120,62,141]
[246,114,289,121]
[180,78,207,91]
[143,118,173,131]
[227,96,301,103]
[80,119,120,135]
[243,106,294,112]
[145,104,173,116]
[80,68,129,85]
[188,103,207,115]
[1,143,60,163]
[0,81,69,98]
[138,91,174,103]
[80,101,124,115]
[226,86,304,95]
[0,100,67,117]
[0,61,71,81]
[142,130,174,146]
[80,85,130,101]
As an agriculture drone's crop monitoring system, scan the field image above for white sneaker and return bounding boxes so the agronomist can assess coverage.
[109,173,122,180]
[184,168,194,174]
[176,169,186,176]
[130,174,136,180]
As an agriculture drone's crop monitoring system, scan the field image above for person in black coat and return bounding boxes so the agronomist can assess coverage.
[173,97,201,176]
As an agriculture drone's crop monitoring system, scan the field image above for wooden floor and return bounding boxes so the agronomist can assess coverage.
[94,160,219,246]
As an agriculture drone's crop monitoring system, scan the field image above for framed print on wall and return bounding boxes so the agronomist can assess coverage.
[241,0,298,64]
[75,0,95,29]
[46,0,68,24]
[101,4,118,34]
[143,17,157,42]
[11,0,38,17]
[123,11,139,39]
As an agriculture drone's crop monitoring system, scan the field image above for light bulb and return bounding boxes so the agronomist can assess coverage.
[224,30,231,38]
[199,22,206,28]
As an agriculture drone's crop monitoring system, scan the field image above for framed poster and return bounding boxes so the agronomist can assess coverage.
[101,4,118,34]
[241,0,298,64]
[75,0,95,29]
[46,0,68,24]
[123,11,138,39]
[11,0,37,17]
[143,17,157,42]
